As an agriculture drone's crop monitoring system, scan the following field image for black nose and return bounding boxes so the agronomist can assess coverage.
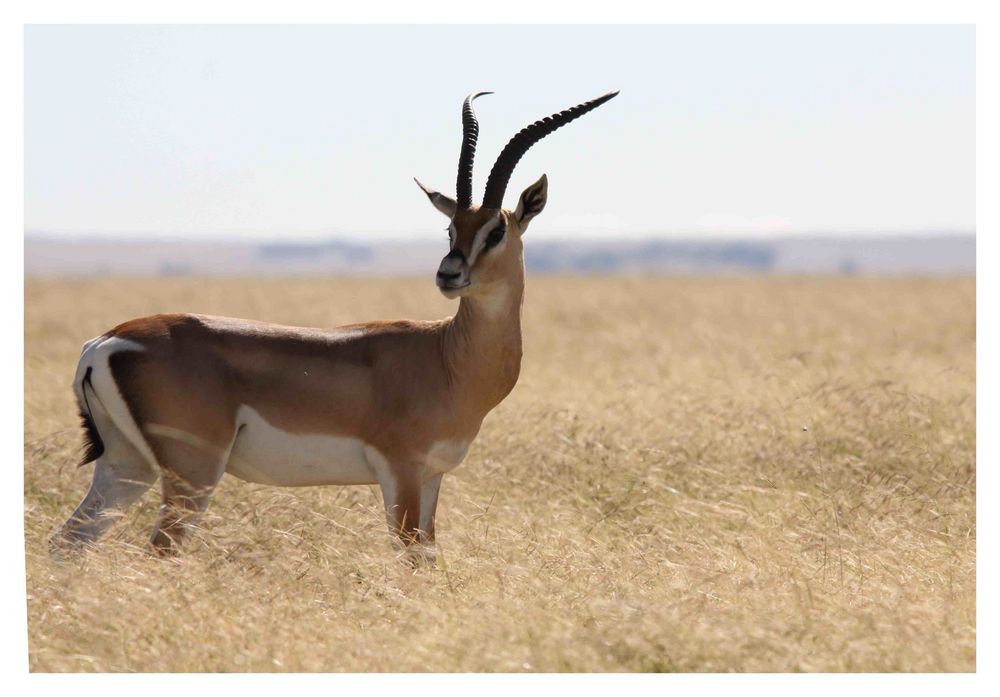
[437,269,461,282]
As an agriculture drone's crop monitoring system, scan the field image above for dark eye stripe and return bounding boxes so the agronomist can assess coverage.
[484,224,506,250]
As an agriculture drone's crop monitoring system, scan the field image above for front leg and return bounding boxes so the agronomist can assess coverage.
[378,465,420,549]
[415,473,443,564]
[419,473,443,544]
[377,462,441,566]
[375,461,423,562]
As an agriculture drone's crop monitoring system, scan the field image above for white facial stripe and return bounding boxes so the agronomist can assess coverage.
[468,213,503,266]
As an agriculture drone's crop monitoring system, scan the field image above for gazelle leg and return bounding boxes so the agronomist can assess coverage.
[53,382,158,552]
[419,474,443,541]
[415,473,443,564]
[375,464,428,563]
[146,431,232,555]
[379,468,421,543]
[52,455,157,551]
[150,468,222,554]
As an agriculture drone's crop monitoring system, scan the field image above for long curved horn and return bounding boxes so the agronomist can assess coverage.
[481,91,619,210]
[456,91,492,209]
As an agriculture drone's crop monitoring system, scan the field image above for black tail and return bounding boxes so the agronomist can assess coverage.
[78,367,104,466]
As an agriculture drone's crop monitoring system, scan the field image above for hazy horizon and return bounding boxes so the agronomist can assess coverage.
[25,232,975,278]
[26,25,975,241]
[23,227,976,244]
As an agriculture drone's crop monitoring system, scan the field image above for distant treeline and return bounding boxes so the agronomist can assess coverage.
[526,241,777,273]
[24,233,975,277]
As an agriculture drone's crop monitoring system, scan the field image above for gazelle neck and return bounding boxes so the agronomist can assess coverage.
[444,261,525,412]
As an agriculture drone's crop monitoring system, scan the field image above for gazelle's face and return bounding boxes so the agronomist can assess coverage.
[416,174,547,300]
[436,206,522,299]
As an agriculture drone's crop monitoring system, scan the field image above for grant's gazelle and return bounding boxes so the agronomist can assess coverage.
[53,90,619,562]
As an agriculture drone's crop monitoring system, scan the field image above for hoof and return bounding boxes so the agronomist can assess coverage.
[399,543,438,567]
[49,527,92,557]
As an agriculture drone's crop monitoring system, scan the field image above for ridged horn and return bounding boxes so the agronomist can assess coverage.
[456,91,492,209]
[481,90,619,210]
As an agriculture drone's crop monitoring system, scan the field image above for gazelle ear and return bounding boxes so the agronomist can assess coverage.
[514,174,548,232]
[414,178,457,218]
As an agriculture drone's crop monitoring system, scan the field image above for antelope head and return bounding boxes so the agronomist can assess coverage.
[416,91,619,299]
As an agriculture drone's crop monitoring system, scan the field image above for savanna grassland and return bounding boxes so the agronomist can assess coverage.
[24,276,975,672]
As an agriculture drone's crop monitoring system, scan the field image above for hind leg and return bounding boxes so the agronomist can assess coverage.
[146,428,234,555]
[52,395,158,552]
[53,453,157,551]
[149,470,222,554]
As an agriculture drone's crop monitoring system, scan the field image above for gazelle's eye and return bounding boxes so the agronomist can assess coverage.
[485,225,506,250]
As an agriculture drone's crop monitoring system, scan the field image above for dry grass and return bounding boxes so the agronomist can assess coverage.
[24,276,975,672]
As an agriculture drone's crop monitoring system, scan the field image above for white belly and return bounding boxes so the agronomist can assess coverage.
[226,405,377,487]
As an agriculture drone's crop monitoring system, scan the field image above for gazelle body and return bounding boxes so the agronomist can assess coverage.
[54,90,618,561]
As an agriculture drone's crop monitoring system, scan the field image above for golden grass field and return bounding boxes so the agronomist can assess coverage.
[24,276,975,672]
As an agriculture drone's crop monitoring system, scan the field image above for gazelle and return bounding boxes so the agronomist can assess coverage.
[53,90,619,562]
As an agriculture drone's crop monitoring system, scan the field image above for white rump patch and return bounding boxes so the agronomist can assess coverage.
[75,336,158,469]
[225,405,379,487]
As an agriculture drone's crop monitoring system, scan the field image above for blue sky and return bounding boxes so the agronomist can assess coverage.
[25,24,974,241]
